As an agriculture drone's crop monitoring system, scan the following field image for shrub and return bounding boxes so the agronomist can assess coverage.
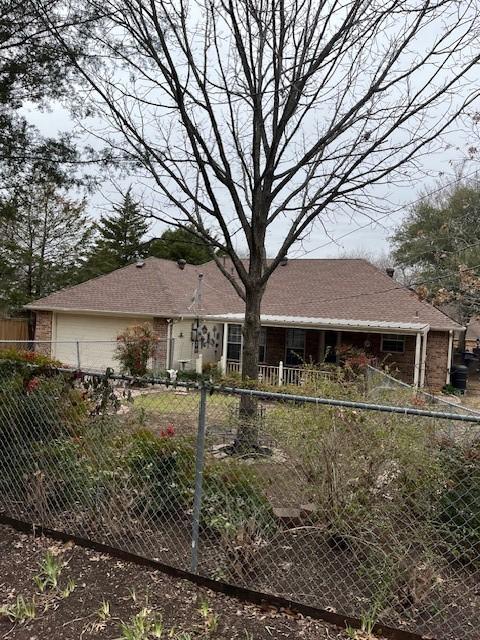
[267,404,441,535]
[0,347,61,367]
[114,324,158,376]
[126,428,195,515]
[202,461,274,535]
[0,364,91,501]
[34,438,95,508]
[437,439,480,563]
[201,461,274,578]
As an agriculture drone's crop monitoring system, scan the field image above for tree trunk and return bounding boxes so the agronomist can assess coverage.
[233,282,264,453]
[241,286,262,382]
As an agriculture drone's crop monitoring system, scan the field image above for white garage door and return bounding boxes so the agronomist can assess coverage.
[53,313,151,372]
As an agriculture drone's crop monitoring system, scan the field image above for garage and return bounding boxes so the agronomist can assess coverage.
[52,313,151,371]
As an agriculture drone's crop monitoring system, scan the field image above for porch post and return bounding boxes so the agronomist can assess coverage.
[220,323,228,374]
[413,331,422,388]
[240,329,244,375]
[336,331,342,363]
[166,319,173,370]
[278,360,284,386]
[446,330,454,385]
[419,329,428,388]
[318,330,325,363]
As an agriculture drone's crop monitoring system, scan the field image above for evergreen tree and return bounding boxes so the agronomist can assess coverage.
[0,1,96,189]
[0,177,92,312]
[147,226,212,265]
[391,179,480,321]
[82,189,149,277]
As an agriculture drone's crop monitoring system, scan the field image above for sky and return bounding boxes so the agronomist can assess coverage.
[24,75,478,263]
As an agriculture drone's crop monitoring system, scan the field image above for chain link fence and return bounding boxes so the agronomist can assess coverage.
[0,339,174,373]
[0,360,478,639]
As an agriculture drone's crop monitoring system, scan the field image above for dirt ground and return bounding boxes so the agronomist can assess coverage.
[0,524,370,640]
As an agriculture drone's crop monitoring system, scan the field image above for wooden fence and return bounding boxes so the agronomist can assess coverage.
[0,317,29,342]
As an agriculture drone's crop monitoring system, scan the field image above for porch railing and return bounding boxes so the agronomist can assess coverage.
[226,360,333,386]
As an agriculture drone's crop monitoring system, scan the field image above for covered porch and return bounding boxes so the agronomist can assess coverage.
[206,314,436,388]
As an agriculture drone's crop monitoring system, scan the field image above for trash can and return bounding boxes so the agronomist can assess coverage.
[451,364,468,392]
[462,351,477,365]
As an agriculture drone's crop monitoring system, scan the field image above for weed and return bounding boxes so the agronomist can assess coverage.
[61,578,76,598]
[198,600,219,635]
[34,551,63,592]
[119,607,164,640]
[98,599,111,621]
[0,595,36,623]
[360,612,376,635]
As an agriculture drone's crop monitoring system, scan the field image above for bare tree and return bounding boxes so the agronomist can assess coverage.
[36,0,480,386]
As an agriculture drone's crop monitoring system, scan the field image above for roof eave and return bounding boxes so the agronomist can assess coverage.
[204,314,435,334]
[25,305,182,319]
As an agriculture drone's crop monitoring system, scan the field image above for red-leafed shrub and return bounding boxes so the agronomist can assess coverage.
[114,324,158,376]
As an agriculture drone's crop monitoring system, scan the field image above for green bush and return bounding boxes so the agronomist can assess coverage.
[126,429,195,516]
[35,438,95,508]
[0,364,91,501]
[202,461,274,535]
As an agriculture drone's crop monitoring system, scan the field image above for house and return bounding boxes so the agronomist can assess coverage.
[465,316,480,352]
[26,257,462,389]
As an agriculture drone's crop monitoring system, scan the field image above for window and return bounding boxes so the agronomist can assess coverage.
[226,324,242,361]
[286,328,305,365]
[259,327,266,363]
[381,334,406,353]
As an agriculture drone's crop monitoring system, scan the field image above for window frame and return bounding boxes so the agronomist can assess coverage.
[380,334,406,354]
[259,327,267,364]
[285,328,306,366]
[226,323,242,362]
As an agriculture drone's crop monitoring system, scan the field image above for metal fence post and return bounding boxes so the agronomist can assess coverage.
[191,383,208,574]
[76,341,81,371]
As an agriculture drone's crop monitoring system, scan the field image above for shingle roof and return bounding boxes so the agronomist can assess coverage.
[466,317,480,341]
[27,257,461,331]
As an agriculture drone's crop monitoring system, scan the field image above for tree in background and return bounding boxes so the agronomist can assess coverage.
[147,226,213,265]
[0,176,92,313]
[82,188,149,278]
[0,0,98,200]
[391,180,480,322]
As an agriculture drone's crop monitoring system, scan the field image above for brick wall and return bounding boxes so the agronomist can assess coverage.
[34,311,53,356]
[425,330,450,390]
[265,326,286,365]
[262,326,450,389]
[264,327,320,365]
[339,331,417,385]
[153,317,169,369]
[305,329,320,363]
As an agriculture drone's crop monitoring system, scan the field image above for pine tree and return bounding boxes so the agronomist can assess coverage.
[83,189,150,277]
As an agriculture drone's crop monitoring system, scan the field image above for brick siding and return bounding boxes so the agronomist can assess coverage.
[34,311,53,356]
[425,330,450,391]
[265,326,286,365]
[339,331,417,385]
[305,329,320,364]
[153,317,169,369]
